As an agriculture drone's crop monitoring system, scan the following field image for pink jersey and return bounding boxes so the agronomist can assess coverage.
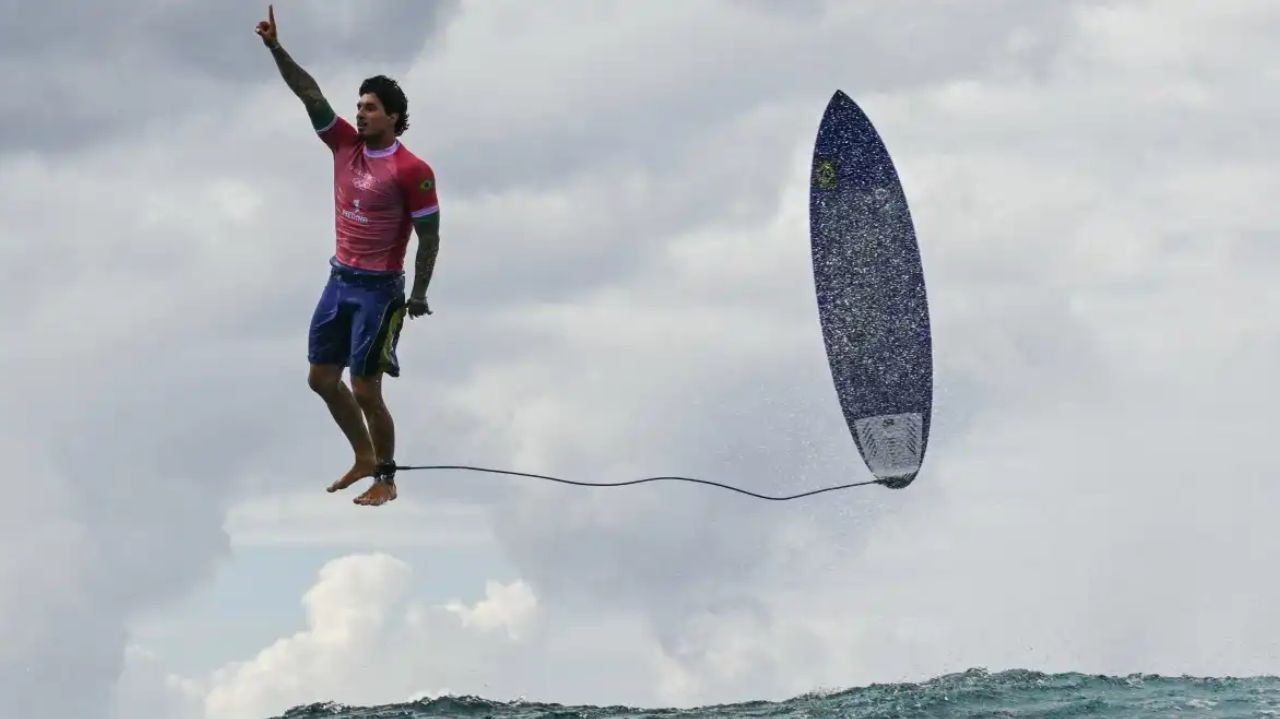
[316,114,439,272]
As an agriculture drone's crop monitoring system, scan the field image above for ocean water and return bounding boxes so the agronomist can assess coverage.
[273,668,1280,719]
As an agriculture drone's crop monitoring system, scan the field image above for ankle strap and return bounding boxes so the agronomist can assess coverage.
[375,460,397,484]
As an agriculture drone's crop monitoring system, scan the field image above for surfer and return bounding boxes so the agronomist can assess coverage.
[256,5,441,506]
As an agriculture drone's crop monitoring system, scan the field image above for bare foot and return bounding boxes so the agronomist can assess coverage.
[354,480,397,506]
[327,455,378,493]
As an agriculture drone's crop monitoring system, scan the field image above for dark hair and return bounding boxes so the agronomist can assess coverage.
[359,75,410,136]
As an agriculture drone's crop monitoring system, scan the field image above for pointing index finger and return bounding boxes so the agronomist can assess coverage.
[268,4,275,25]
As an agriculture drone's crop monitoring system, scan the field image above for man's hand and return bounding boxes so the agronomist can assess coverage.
[256,4,330,123]
[255,5,279,48]
[407,296,432,318]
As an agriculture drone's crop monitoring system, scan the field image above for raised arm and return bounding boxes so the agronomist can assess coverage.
[255,5,334,128]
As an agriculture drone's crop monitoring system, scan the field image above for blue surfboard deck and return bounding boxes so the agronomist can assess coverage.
[809,90,932,489]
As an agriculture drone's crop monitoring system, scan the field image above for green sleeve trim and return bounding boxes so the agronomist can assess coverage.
[308,101,336,132]
[412,211,440,231]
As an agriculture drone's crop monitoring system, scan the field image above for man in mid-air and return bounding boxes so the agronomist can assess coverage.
[257,5,441,507]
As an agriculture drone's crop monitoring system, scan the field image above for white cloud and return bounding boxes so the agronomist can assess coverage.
[442,579,537,640]
[110,646,205,719]
[197,554,419,719]
[114,554,544,719]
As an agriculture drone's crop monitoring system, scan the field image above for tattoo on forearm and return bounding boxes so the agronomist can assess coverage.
[270,45,325,112]
[412,234,440,296]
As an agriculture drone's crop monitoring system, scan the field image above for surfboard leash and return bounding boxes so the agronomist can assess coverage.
[382,463,887,500]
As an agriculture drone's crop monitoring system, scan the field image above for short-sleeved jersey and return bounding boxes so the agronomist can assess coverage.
[314,111,439,273]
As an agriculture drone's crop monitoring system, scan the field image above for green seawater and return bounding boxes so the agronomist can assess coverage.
[273,668,1280,719]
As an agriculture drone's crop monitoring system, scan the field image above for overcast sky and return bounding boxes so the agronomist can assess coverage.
[2,1,1279,718]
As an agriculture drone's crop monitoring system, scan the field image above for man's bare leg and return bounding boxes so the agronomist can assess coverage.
[350,372,397,506]
[308,363,379,491]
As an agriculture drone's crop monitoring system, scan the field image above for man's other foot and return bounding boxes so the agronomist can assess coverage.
[354,480,397,506]
[327,456,378,492]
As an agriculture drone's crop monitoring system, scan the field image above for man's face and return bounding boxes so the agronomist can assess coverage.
[355,93,396,139]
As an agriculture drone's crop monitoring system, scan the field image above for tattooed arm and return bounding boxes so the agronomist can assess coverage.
[408,214,440,317]
[268,44,332,124]
[256,5,334,127]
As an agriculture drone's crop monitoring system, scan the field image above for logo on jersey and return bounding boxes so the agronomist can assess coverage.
[342,197,369,225]
[419,178,433,192]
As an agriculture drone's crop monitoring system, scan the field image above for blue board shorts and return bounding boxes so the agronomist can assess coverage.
[308,257,407,377]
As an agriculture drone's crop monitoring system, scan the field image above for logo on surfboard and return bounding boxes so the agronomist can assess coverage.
[814,158,837,189]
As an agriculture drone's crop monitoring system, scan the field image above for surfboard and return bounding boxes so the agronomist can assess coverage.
[809,90,933,489]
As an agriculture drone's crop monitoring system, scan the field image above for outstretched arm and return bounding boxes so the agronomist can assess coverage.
[267,44,332,126]
[256,5,333,127]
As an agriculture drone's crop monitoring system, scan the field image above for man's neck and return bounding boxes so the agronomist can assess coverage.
[363,134,396,151]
